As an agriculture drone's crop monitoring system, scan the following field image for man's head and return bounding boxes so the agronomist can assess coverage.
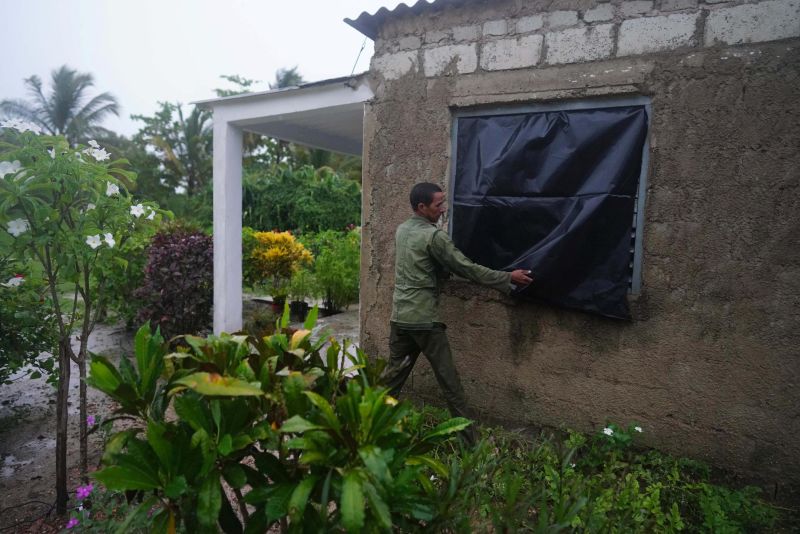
[410,182,446,223]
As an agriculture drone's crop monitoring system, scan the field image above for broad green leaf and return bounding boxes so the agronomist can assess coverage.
[164,475,188,499]
[174,372,263,396]
[341,470,365,532]
[146,420,175,475]
[174,393,212,433]
[92,464,160,490]
[406,455,449,478]
[223,464,248,489]
[112,496,159,534]
[422,417,472,441]
[362,481,392,530]
[303,305,318,330]
[218,434,233,456]
[86,355,122,395]
[359,446,393,485]
[266,483,295,522]
[198,473,222,529]
[280,415,325,434]
[288,475,319,523]
[101,429,139,466]
[303,391,341,432]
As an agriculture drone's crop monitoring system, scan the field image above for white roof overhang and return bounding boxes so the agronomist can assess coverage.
[195,74,373,156]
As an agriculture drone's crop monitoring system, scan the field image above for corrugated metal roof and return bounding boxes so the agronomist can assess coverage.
[344,0,470,40]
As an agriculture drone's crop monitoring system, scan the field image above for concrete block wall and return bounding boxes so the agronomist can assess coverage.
[360,0,800,496]
[371,0,800,79]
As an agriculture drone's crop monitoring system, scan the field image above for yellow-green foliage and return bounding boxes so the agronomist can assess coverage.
[248,231,313,298]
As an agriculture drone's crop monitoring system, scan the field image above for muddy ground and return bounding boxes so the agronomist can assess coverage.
[0,303,360,531]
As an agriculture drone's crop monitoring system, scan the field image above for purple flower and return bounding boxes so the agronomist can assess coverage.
[76,483,93,500]
[66,517,79,529]
[86,415,96,426]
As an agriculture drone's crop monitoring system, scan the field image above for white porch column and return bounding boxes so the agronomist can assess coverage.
[212,118,243,334]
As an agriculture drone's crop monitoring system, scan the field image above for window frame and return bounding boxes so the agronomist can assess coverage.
[448,96,652,294]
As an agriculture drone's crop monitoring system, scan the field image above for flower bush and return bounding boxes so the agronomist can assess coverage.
[87,307,469,532]
[303,228,360,313]
[246,230,313,303]
[0,120,162,513]
[135,223,213,338]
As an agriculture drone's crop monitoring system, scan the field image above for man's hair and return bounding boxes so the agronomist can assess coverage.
[409,182,443,210]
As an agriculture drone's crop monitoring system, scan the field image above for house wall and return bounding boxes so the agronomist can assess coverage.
[359,0,800,491]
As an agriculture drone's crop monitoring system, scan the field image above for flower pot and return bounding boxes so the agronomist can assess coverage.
[289,300,309,323]
[270,298,286,314]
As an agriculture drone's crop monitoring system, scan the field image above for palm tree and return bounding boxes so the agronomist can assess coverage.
[270,66,305,89]
[1,65,119,144]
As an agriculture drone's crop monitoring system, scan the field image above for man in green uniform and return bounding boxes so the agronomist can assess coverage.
[384,182,533,439]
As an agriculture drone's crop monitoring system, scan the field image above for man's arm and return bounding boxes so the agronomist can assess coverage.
[429,230,531,293]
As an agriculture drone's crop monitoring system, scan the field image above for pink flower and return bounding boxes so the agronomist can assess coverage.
[76,483,93,500]
[66,517,79,529]
[86,415,96,427]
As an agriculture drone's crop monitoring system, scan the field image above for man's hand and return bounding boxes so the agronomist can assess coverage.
[511,269,533,287]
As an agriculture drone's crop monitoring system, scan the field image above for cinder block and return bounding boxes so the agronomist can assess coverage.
[517,14,545,32]
[621,0,654,16]
[452,24,481,42]
[483,19,509,36]
[372,51,419,80]
[660,0,698,11]
[480,35,544,70]
[424,29,450,44]
[618,12,699,56]
[397,35,422,50]
[545,23,614,64]
[705,0,800,46]
[424,44,478,76]
[548,10,580,29]
[583,4,615,22]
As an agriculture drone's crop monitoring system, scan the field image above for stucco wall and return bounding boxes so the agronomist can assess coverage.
[359,0,800,491]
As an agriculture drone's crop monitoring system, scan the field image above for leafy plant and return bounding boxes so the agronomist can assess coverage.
[134,223,213,338]
[246,230,313,303]
[88,306,470,532]
[303,229,360,313]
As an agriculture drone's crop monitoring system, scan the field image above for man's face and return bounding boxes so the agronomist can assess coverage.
[417,191,447,223]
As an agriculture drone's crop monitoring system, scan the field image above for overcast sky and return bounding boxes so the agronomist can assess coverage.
[1,0,402,136]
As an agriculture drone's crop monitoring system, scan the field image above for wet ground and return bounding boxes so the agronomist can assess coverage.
[0,303,360,531]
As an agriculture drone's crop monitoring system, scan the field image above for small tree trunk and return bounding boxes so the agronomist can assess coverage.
[78,353,88,480]
[55,339,72,515]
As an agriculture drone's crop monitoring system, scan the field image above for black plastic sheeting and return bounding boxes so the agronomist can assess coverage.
[451,105,648,319]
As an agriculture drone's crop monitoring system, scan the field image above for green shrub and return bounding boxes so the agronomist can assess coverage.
[87,307,469,532]
[134,223,213,337]
[303,229,360,313]
[242,165,360,233]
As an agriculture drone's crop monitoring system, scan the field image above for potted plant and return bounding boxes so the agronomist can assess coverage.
[288,268,316,322]
[247,230,313,312]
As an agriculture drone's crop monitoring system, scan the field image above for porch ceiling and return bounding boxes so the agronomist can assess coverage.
[195,73,373,156]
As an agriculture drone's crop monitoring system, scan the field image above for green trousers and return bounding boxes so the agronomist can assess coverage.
[383,323,477,444]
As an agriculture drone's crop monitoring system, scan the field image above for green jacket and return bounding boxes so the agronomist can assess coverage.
[391,214,512,328]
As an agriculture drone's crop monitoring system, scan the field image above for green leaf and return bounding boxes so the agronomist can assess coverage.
[359,446,393,485]
[280,300,290,329]
[422,417,472,441]
[146,420,174,474]
[341,470,365,533]
[164,475,188,498]
[406,455,449,478]
[198,473,222,529]
[223,464,248,489]
[174,393,212,432]
[288,475,319,523]
[218,434,233,456]
[266,483,295,523]
[304,391,341,432]
[362,481,392,530]
[92,464,161,490]
[303,305,319,330]
[112,496,159,534]
[280,415,325,434]
[86,355,123,395]
[101,429,139,466]
[174,372,263,396]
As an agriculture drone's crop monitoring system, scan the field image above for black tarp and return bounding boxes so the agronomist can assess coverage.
[451,105,648,319]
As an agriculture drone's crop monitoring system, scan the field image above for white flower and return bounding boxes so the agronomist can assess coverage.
[603,427,614,436]
[2,276,24,288]
[104,232,115,248]
[86,234,102,249]
[86,203,96,211]
[7,218,29,237]
[634,426,642,433]
[0,160,22,178]
[47,148,56,159]
[106,182,120,196]
[83,143,110,162]
[1,118,42,134]
[88,140,100,149]
[146,209,155,221]
[130,203,145,218]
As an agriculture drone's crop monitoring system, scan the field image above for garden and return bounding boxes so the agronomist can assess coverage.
[0,67,796,532]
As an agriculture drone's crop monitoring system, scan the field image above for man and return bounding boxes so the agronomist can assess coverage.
[383,182,533,440]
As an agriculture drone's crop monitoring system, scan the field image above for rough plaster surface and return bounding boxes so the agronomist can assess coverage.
[362,0,800,494]
[546,24,615,64]
[583,3,615,22]
[481,35,544,70]
[424,43,479,76]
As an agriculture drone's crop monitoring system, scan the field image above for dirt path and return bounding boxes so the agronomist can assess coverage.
[0,306,360,531]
